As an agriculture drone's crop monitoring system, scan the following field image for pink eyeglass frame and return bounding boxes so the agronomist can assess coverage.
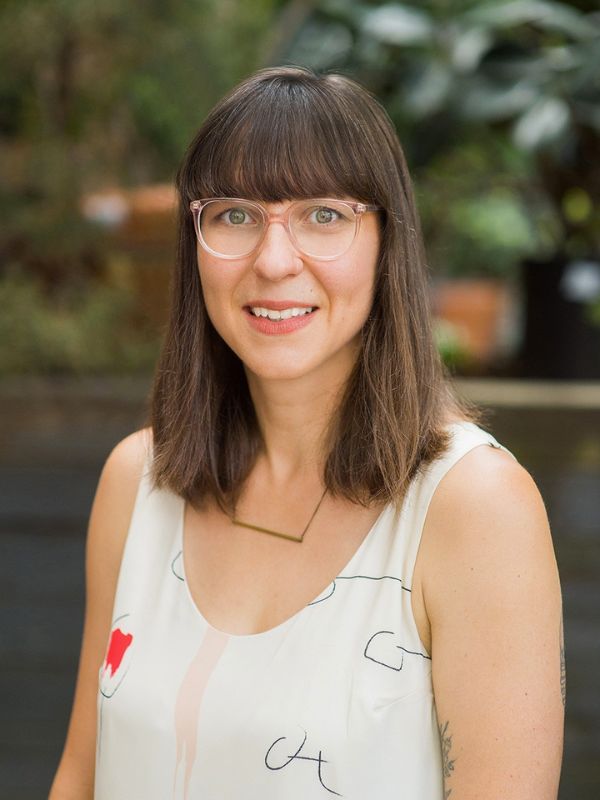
[189,197,381,261]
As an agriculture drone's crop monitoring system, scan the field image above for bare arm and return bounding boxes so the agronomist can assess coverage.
[422,446,564,799]
[48,429,149,799]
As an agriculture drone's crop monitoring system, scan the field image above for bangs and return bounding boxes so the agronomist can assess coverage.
[181,78,382,204]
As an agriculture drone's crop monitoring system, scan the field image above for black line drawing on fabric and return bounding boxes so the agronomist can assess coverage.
[338,574,411,592]
[265,728,343,796]
[307,574,411,607]
[364,629,431,671]
[171,550,185,581]
[307,581,336,605]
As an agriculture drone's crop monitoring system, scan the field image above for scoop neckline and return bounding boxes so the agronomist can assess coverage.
[175,420,472,641]
[177,498,394,641]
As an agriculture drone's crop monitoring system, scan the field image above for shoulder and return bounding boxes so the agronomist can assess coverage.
[420,441,560,623]
[102,426,152,481]
[84,426,153,625]
[430,441,549,544]
[96,426,153,506]
[88,427,152,558]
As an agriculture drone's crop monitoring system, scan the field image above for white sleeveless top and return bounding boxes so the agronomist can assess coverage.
[95,421,515,799]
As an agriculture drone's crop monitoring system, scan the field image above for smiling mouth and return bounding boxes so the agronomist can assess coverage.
[246,306,316,321]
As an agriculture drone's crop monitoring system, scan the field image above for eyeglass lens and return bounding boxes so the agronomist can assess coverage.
[198,199,357,258]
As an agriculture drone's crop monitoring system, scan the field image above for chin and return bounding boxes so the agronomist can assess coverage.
[243,358,317,383]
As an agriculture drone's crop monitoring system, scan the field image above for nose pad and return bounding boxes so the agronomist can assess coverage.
[252,221,303,279]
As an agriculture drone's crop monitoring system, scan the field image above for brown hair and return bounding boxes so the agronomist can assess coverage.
[149,66,483,510]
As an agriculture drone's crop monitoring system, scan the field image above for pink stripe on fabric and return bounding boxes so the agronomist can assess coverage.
[172,626,229,799]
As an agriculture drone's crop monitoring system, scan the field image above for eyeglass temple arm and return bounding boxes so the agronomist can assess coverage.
[352,203,382,219]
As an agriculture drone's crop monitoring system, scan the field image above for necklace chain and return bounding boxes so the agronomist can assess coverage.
[231,487,328,544]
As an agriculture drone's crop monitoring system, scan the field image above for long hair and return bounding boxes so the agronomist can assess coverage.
[149,66,483,510]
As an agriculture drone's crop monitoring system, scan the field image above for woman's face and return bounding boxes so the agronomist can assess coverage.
[196,197,381,386]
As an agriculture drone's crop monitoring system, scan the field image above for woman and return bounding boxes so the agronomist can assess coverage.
[50,67,564,799]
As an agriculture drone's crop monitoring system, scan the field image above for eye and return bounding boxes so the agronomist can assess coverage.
[220,206,254,225]
[308,206,340,225]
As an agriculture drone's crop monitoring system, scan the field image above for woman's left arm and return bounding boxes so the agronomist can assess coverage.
[423,447,565,800]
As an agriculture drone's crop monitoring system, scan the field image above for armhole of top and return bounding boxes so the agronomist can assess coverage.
[106,437,154,620]
[409,423,517,570]
[403,423,518,656]
[123,434,154,544]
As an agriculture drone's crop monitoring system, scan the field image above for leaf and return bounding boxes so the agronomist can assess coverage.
[450,26,494,73]
[404,61,453,117]
[459,78,539,121]
[513,96,570,149]
[466,0,596,41]
[284,20,353,70]
[362,3,432,46]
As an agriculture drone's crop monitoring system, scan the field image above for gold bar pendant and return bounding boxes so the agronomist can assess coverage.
[231,518,303,543]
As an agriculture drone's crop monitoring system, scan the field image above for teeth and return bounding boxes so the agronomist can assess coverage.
[250,306,314,320]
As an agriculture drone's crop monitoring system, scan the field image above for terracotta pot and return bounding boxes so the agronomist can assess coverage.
[431,278,514,367]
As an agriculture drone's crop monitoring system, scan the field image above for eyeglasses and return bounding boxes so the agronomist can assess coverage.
[189,197,381,260]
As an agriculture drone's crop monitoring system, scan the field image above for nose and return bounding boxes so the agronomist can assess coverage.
[251,220,303,281]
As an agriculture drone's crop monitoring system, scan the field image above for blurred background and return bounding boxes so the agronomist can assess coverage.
[0,0,598,797]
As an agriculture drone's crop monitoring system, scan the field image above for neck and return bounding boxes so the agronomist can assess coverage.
[245,355,356,483]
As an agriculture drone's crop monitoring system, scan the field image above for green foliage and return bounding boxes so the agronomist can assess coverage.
[0,0,284,275]
[0,0,285,374]
[0,271,160,375]
[3,1,598,373]
[280,0,600,273]
[0,0,283,175]
[417,136,554,277]
[585,296,600,328]
[433,318,474,373]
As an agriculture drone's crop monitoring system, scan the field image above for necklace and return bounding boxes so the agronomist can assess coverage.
[231,487,328,544]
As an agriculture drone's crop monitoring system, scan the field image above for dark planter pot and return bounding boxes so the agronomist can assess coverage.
[518,256,600,379]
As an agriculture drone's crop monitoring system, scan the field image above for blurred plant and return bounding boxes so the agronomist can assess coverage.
[0,0,286,373]
[0,0,283,282]
[586,297,600,327]
[0,268,160,375]
[282,0,600,276]
[416,134,540,278]
[433,317,474,372]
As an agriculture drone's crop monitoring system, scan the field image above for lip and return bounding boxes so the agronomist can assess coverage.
[244,306,318,335]
[244,299,316,311]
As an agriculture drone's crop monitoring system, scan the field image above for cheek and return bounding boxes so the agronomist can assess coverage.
[336,254,378,316]
[325,248,377,294]
[322,270,375,340]
[196,262,237,337]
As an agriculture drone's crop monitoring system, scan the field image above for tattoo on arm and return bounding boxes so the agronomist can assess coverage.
[560,613,566,708]
[439,720,456,798]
